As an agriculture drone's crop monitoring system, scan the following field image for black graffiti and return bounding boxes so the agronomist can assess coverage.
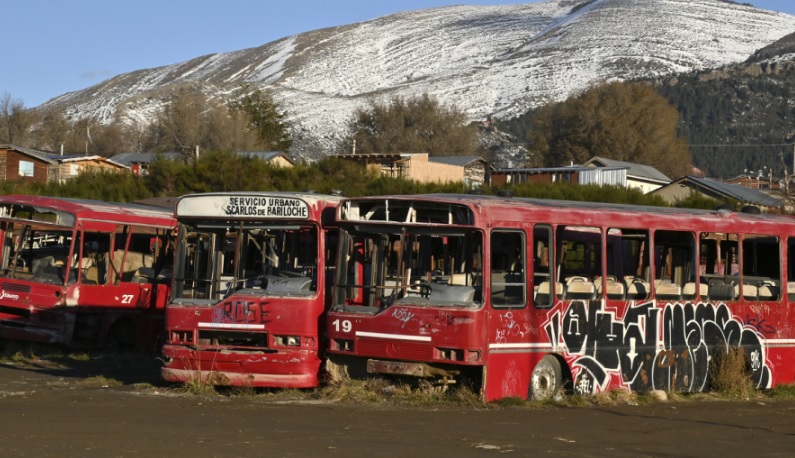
[549,300,771,395]
[745,314,777,335]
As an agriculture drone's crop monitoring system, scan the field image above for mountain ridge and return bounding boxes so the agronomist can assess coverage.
[40,0,795,160]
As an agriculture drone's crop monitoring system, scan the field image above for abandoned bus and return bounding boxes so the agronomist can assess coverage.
[326,194,795,401]
[0,195,177,348]
[161,192,341,388]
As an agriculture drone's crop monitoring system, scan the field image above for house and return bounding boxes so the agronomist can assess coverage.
[109,151,294,176]
[107,152,181,176]
[0,144,57,184]
[583,157,671,193]
[490,165,627,187]
[336,153,489,188]
[45,154,127,183]
[650,176,784,211]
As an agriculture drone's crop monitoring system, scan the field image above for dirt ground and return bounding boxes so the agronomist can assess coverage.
[1,353,795,457]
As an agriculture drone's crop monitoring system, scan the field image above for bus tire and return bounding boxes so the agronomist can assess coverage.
[530,355,563,400]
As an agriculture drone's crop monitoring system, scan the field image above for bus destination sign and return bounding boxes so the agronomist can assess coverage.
[177,195,310,219]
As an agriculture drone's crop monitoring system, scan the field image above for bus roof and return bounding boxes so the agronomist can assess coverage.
[339,193,795,230]
[0,195,176,228]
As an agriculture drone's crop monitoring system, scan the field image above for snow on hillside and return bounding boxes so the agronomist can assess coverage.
[43,0,795,156]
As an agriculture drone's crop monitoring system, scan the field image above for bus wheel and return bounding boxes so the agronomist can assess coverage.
[530,355,562,400]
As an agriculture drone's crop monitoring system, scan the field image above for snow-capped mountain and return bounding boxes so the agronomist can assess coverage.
[42,0,795,158]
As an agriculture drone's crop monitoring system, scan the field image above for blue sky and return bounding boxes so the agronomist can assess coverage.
[2,0,792,107]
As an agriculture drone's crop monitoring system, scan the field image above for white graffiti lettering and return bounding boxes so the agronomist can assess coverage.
[391,307,415,328]
[544,300,772,395]
[0,289,20,300]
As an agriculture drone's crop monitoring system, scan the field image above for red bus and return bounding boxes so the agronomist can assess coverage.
[0,195,177,348]
[161,192,341,388]
[326,194,794,401]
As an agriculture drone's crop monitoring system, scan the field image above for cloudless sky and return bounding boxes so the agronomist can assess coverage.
[2,0,792,107]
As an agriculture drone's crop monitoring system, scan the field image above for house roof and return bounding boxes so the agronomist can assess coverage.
[108,152,181,166]
[657,176,783,208]
[428,155,486,167]
[493,166,625,174]
[108,151,291,166]
[584,157,671,184]
[0,144,57,165]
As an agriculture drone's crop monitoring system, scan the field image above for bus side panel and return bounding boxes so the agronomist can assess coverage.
[483,351,538,401]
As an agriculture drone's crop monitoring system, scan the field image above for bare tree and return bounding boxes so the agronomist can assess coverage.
[338,94,481,156]
[0,92,35,145]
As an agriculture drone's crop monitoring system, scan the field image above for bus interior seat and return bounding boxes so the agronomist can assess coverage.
[32,256,55,274]
[83,266,99,284]
[448,273,472,286]
[708,281,736,301]
[564,276,596,300]
[595,276,625,300]
[132,267,155,284]
[737,283,758,301]
[758,282,780,301]
[626,279,649,300]
[534,281,562,304]
[788,282,795,301]
[683,282,708,298]
[654,279,681,300]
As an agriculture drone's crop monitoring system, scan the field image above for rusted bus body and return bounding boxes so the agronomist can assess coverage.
[0,195,177,348]
[161,192,341,388]
[326,194,795,401]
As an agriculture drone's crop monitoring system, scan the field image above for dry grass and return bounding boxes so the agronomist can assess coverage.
[709,346,754,399]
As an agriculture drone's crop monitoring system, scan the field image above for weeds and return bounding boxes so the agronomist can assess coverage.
[79,375,123,389]
[710,346,754,399]
[6,338,795,407]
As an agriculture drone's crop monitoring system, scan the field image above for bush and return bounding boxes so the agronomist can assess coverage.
[710,346,754,399]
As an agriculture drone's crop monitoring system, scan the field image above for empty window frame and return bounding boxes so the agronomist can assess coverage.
[654,230,695,301]
[699,232,738,301]
[555,226,601,301]
[533,225,555,308]
[490,230,525,308]
[741,235,781,301]
[604,228,650,301]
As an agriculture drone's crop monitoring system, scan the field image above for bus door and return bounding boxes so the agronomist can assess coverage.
[486,228,531,399]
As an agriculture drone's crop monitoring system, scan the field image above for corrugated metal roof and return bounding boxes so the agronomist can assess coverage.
[665,176,783,207]
[107,152,181,166]
[585,157,671,184]
[428,155,484,166]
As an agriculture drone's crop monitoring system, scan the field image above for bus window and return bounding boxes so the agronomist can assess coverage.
[556,226,600,301]
[335,228,483,310]
[654,230,695,301]
[742,235,781,301]
[603,228,648,301]
[700,232,738,301]
[490,230,525,308]
[75,232,111,285]
[789,238,795,301]
[533,226,555,308]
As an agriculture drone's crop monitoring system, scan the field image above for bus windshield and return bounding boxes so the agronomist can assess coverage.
[173,222,319,303]
[334,226,483,311]
[1,221,73,286]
